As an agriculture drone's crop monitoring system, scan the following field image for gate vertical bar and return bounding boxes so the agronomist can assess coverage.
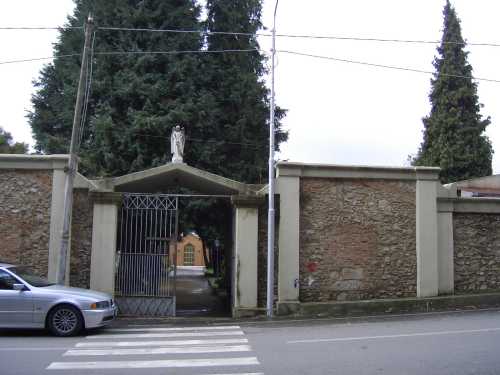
[172,196,179,316]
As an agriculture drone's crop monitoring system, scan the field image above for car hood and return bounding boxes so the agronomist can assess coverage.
[39,285,112,301]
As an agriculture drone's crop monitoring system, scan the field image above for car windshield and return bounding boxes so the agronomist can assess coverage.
[8,266,55,287]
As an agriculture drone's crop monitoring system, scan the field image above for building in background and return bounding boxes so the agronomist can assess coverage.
[174,232,206,268]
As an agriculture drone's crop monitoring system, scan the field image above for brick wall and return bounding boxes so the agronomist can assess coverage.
[299,178,417,302]
[0,169,52,277]
[454,213,500,292]
[70,189,93,288]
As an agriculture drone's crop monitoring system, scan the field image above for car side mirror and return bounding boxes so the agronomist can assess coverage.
[13,283,28,291]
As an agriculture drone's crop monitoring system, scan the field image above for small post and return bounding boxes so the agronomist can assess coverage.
[266,0,279,318]
[57,14,94,285]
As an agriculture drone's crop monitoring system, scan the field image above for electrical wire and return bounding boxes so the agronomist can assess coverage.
[0,26,83,30]
[0,49,262,66]
[81,126,267,149]
[279,50,500,83]
[76,26,500,47]
[2,25,499,47]
[0,54,80,65]
[77,30,96,149]
[93,48,262,56]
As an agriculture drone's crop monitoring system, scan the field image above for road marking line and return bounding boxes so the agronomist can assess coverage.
[86,330,244,339]
[199,373,264,375]
[76,338,248,348]
[287,327,500,344]
[106,325,241,332]
[46,357,260,370]
[64,344,252,356]
[0,347,71,351]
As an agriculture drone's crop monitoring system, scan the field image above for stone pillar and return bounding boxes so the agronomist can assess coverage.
[48,168,69,283]
[437,200,454,294]
[231,196,261,317]
[276,175,300,306]
[415,167,440,297]
[89,192,122,295]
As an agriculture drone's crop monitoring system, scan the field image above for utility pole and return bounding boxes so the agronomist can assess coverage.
[57,14,94,285]
[266,0,279,318]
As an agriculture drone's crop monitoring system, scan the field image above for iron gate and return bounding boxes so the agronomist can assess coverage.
[114,193,178,316]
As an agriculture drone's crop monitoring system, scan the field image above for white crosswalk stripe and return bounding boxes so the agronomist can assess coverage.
[106,325,242,332]
[47,357,260,370]
[84,330,245,339]
[46,324,264,374]
[76,337,249,348]
[64,344,252,356]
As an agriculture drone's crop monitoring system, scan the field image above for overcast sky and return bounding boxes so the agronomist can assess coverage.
[1,1,499,174]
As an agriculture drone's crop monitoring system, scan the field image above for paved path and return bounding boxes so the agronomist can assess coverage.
[175,267,229,317]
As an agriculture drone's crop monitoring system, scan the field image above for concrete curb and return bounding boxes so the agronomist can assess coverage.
[112,293,500,326]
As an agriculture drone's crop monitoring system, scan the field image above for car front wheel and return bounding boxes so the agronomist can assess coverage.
[47,304,83,337]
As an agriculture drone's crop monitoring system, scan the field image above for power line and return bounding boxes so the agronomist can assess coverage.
[279,50,500,83]
[78,30,96,149]
[80,127,266,149]
[93,49,262,56]
[0,54,80,65]
[2,25,500,47]
[98,26,500,47]
[0,49,262,66]
[98,26,255,37]
[0,26,83,30]
[3,48,500,84]
[274,33,500,47]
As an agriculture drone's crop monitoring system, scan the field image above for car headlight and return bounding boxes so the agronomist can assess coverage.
[90,301,110,309]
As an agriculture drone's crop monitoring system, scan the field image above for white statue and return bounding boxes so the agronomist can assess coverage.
[170,125,185,163]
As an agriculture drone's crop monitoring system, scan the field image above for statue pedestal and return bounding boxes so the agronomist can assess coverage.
[171,157,183,163]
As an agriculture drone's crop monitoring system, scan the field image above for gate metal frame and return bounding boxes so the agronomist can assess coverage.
[115,193,179,316]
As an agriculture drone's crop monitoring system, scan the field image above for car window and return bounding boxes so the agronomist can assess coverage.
[8,266,53,287]
[0,269,18,290]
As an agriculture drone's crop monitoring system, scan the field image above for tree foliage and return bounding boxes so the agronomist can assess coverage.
[413,0,493,183]
[29,0,203,177]
[0,127,28,154]
[29,0,286,184]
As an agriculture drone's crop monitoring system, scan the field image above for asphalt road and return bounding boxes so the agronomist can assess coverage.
[2,309,500,374]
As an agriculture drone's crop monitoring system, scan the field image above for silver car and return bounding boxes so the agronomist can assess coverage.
[0,262,117,336]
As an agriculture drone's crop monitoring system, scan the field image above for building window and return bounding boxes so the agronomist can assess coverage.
[183,244,195,266]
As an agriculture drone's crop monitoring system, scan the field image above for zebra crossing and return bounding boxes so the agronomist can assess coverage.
[46,324,264,374]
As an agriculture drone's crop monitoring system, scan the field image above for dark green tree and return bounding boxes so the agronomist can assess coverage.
[0,127,28,154]
[414,0,493,183]
[29,0,286,183]
[29,0,203,177]
[187,0,287,184]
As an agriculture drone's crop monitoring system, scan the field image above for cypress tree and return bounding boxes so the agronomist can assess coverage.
[414,0,493,183]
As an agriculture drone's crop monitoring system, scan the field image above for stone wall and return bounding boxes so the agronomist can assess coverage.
[454,213,500,292]
[0,169,52,277]
[257,201,279,308]
[299,178,417,302]
[70,189,93,289]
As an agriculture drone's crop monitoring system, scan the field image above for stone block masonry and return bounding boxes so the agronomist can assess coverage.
[70,189,93,289]
[454,213,500,292]
[300,178,417,302]
[0,170,52,277]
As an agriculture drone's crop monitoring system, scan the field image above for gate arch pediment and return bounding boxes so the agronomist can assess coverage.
[91,163,257,195]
